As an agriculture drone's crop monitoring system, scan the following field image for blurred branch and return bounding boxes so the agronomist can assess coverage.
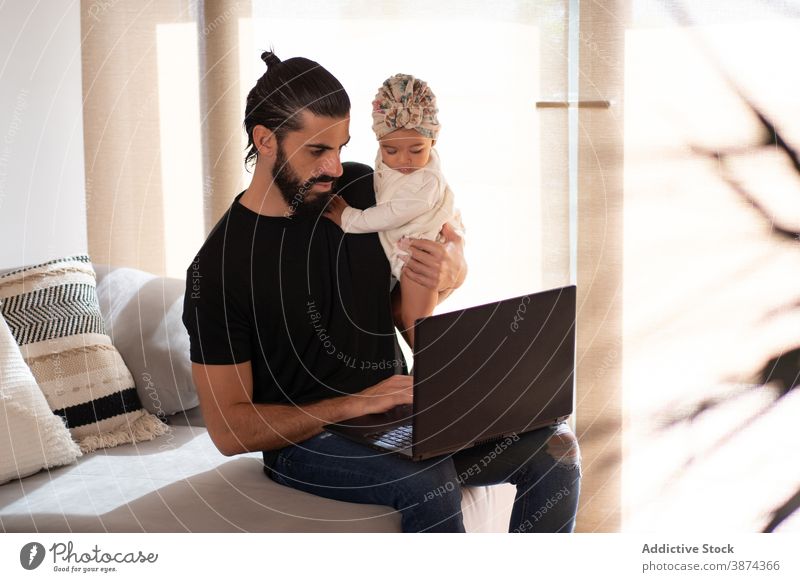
[760,347,800,398]
[763,487,800,533]
[658,383,761,429]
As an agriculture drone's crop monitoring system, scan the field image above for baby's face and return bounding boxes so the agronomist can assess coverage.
[378,128,434,174]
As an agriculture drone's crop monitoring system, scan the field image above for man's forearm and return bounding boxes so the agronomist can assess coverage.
[214,393,365,455]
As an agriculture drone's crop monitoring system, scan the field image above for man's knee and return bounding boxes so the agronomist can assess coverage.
[545,423,581,469]
[418,476,461,505]
[400,458,462,508]
[508,423,581,476]
[397,459,464,532]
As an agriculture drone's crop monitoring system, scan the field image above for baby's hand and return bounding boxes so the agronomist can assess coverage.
[324,195,349,228]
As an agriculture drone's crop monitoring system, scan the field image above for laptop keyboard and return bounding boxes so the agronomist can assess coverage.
[369,424,413,449]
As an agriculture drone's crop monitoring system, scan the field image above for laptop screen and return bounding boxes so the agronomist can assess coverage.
[412,286,576,454]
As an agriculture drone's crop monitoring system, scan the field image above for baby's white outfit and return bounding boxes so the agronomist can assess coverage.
[340,148,460,280]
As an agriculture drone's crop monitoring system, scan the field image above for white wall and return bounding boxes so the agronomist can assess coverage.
[0,0,87,270]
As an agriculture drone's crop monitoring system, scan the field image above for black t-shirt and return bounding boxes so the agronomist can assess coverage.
[182,162,407,406]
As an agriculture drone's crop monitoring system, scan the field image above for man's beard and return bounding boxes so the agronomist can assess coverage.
[272,144,336,219]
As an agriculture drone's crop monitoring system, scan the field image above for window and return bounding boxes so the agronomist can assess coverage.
[248,0,573,311]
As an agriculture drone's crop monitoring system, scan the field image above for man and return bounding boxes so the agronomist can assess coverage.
[182,51,581,532]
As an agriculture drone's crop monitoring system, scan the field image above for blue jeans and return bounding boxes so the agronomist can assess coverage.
[266,422,581,532]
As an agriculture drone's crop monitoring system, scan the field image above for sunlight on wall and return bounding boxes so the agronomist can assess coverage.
[156,22,205,279]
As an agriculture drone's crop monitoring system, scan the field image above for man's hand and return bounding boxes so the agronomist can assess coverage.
[398,222,467,299]
[323,195,349,228]
[353,374,413,416]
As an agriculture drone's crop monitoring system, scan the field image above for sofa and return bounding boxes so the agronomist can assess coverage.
[0,261,515,532]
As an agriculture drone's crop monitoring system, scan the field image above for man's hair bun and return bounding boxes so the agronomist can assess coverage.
[261,51,281,68]
[243,51,350,168]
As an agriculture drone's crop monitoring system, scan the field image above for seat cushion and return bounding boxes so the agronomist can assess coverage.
[0,426,515,532]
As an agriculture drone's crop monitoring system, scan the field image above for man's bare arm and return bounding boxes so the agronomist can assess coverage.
[192,361,413,456]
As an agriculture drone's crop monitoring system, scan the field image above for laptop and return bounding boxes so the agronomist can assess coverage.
[324,285,576,461]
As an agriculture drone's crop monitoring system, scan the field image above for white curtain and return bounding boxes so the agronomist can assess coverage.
[81,0,250,278]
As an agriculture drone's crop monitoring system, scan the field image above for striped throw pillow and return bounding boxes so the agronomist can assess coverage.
[0,255,168,452]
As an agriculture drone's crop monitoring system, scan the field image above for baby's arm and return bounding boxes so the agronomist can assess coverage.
[325,176,439,233]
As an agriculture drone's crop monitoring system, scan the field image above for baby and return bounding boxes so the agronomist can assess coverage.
[325,74,461,349]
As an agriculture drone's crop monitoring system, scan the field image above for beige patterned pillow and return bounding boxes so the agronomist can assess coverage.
[0,312,81,484]
[0,255,168,453]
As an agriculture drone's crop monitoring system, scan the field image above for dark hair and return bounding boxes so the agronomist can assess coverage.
[243,50,350,168]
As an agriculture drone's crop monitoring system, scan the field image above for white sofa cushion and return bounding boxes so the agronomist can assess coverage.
[94,265,197,418]
[0,311,81,484]
[0,425,515,532]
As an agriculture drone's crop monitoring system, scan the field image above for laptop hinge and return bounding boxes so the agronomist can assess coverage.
[471,435,506,448]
